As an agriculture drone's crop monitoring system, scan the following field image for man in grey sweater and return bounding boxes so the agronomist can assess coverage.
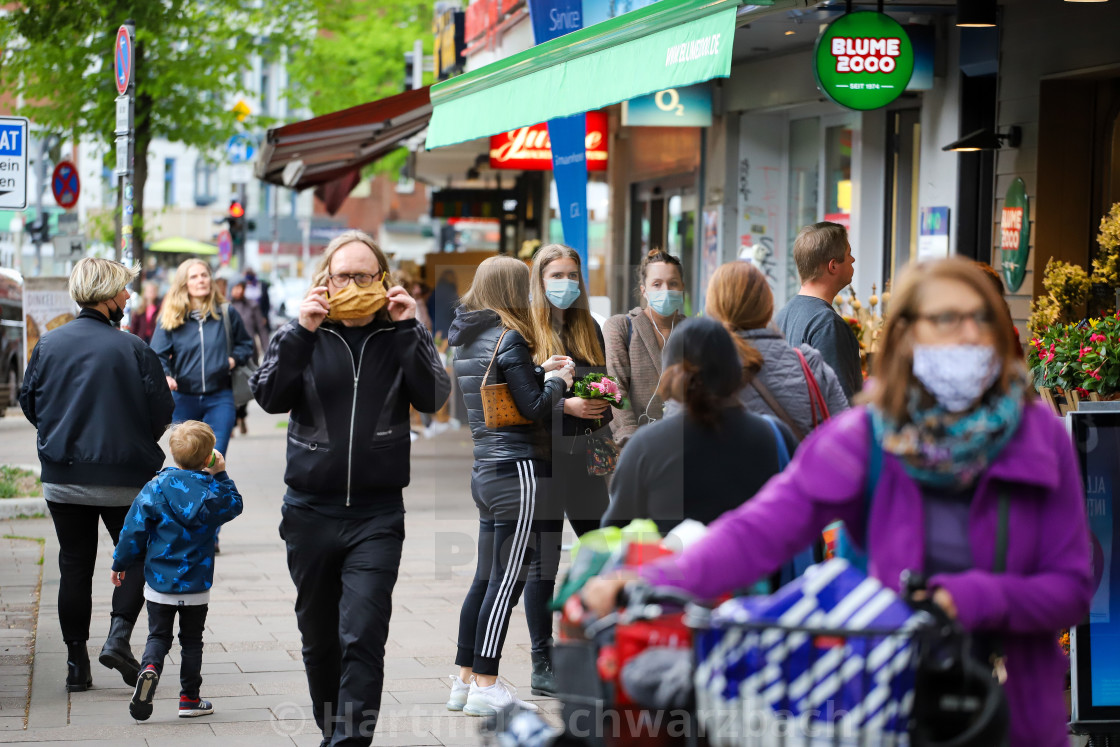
[774,222,863,403]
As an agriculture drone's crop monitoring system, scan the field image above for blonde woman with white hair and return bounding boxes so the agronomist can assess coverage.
[250,230,451,746]
[150,259,254,457]
[19,257,175,694]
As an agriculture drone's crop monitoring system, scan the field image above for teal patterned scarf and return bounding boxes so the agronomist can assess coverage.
[871,375,1028,490]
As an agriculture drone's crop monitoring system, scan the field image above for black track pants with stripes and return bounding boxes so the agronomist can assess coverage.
[456,459,548,676]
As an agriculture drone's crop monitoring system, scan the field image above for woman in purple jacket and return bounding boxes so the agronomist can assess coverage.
[585,257,1092,747]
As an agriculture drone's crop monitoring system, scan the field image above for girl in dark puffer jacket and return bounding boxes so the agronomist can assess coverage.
[445,256,573,716]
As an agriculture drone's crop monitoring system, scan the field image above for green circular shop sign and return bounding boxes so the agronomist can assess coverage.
[814,12,914,111]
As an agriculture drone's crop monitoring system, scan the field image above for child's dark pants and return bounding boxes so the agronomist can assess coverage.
[141,600,208,699]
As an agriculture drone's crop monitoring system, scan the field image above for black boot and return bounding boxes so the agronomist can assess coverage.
[65,641,92,692]
[530,649,555,696]
[99,616,140,686]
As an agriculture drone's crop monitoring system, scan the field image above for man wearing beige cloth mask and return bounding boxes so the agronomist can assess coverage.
[250,231,451,747]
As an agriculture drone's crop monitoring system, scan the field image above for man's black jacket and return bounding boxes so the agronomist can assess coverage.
[250,317,451,511]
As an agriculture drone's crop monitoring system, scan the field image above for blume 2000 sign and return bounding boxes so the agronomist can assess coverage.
[830,37,902,73]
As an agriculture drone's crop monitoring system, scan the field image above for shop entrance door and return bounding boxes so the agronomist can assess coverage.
[884,108,922,285]
[629,174,698,302]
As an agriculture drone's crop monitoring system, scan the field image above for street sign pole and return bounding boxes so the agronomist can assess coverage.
[114,21,137,288]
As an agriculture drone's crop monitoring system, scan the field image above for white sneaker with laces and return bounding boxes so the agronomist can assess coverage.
[463,676,539,717]
[446,674,470,711]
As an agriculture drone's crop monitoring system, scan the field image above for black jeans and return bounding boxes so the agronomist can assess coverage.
[141,601,208,699]
[524,442,608,654]
[280,503,405,747]
[46,501,145,642]
[456,459,547,676]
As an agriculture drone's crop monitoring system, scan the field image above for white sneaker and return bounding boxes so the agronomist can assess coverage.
[446,674,470,711]
[462,676,539,717]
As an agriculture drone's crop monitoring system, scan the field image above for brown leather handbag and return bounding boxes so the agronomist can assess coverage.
[480,330,533,429]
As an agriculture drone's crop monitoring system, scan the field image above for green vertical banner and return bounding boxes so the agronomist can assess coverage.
[528,0,588,276]
[1000,177,1030,293]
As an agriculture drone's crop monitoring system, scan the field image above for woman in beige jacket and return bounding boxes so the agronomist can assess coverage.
[604,249,686,447]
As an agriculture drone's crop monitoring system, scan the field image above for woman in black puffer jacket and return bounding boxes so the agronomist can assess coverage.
[445,256,574,716]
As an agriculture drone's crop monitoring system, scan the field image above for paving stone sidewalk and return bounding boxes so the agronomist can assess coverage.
[0,404,565,746]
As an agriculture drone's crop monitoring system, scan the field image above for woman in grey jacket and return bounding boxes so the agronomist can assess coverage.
[706,261,848,438]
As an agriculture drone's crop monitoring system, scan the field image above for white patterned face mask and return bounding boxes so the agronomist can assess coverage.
[911,344,1002,413]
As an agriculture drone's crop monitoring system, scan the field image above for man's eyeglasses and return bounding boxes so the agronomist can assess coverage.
[912,310,994,333]
[328,272,384,289]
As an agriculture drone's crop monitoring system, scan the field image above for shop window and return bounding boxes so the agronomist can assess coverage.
[788,117,820,299]
[163,158,176,207]
[824,125,853,229]
[193,159,217,207]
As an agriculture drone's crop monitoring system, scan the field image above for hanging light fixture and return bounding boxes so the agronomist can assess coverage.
[957,0,997,27]
[942,126,1022,152]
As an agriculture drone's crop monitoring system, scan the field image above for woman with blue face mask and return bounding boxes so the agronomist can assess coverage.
[604,249,686,448]
[521,243,610,697]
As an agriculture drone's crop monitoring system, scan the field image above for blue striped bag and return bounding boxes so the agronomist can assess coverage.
[694,559,923,747]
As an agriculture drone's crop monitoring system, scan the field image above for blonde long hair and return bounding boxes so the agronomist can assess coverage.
[528,244,604,365]
[458,256,535,342]
[159,259,223,330]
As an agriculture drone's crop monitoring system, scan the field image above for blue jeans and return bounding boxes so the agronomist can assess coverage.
[172,389,236,455]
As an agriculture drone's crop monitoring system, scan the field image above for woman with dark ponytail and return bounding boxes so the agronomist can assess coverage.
[601,318,797,535]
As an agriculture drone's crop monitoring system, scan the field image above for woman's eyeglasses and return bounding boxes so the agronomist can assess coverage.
[913,310,994,333]
[328,272,384,289]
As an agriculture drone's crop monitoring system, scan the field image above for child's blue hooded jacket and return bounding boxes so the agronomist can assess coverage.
[112,467,243,594]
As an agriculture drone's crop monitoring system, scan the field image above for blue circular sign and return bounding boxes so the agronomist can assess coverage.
[226,134,257,164]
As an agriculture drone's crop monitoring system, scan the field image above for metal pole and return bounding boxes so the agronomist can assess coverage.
[116,21,136,280]
[271,184,279,279]
[33,138,46,276]
[412,39,424,91]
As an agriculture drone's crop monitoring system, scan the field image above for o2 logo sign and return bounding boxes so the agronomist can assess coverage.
[814,12,914,111]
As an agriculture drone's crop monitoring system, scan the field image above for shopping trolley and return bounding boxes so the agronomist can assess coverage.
[550,580,700,747]
[687,563,1009,747]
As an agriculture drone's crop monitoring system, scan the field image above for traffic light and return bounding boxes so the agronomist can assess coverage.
[404,51,416,91]
[228,201,245,255]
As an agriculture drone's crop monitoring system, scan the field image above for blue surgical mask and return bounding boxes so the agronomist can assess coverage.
[545,279,581,310]
[646,289,684,317]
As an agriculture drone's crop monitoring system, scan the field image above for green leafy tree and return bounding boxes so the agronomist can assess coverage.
[0,0,311,274]
[286,0,433,178]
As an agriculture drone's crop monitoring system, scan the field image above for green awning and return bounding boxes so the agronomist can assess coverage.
[149,237,218,256]
[426,0,742,150]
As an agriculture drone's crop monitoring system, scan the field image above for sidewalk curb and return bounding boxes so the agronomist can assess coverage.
[28,528,67,729]
[0,497,47,519]
[0,463,45,519]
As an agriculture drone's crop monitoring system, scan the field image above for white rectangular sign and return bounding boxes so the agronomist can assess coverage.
[52,235,84,259]
[115,96,131,134]
[0,116,29,210]
[115,135,131,176]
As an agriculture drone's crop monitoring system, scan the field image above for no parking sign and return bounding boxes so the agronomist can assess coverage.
[51,160,80,209]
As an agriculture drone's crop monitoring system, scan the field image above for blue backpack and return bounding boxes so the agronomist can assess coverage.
[826,411,882,572]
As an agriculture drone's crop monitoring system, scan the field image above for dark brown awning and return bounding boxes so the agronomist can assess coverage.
[255,86,432,191]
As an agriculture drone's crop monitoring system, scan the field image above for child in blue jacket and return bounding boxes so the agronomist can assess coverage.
[111,420,243,721]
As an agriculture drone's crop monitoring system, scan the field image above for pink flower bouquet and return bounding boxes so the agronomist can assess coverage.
[572,372,628,426]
